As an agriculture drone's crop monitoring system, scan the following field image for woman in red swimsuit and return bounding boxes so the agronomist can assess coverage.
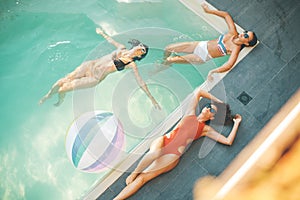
[113,87,242,200]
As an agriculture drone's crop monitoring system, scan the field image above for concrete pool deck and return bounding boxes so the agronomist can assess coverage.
[95,0,300,199]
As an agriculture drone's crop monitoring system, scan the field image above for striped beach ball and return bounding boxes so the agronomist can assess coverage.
[65,110,125,173]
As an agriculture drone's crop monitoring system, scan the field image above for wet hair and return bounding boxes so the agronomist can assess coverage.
[204,102,233,126]
[128,39,149,61]
[241,31,258,49]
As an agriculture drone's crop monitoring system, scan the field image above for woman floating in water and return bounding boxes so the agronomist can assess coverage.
[39,28,160,108]
[163,3,257,81]
[113,87,242,200]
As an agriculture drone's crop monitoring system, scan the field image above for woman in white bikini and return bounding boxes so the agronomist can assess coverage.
[163,3,257,81]
[39,28,160,108]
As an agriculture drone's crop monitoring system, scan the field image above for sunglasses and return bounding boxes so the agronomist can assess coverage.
[243,31,249,39]
[204,103,216,114]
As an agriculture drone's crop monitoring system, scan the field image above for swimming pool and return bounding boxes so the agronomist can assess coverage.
[0,0,231,199]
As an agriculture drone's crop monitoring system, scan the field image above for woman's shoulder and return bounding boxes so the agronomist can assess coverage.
[225,31,238,38]
[201,123,211,134]
[113,47,126,56]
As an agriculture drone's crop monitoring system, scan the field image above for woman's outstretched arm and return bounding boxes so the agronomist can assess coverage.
[203,114,242,145]
[207,48,240,81]
[96,28,126,49]
[129,62,161,109]
[186,88,223,116]
[201,3,237,34]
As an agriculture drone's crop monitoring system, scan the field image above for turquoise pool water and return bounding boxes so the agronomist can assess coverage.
[0,0,227,199]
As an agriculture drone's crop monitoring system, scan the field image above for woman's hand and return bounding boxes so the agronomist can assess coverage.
[233,114,242,124]
[151,98,161,110]
[96,28,110,40]
[96,27,104,35]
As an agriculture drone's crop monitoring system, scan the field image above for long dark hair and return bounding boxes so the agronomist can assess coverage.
[201,101,233,126]
[128,39,149,61]
[248,32,258,47]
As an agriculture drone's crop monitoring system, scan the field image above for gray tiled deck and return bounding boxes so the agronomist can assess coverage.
[97,0,300,199]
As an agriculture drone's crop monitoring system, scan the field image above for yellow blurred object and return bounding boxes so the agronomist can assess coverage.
[224,136,300,200]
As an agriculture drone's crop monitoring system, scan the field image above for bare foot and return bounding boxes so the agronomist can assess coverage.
[161,57,172,66]
[207,71,214,82]
[54,93,65,106]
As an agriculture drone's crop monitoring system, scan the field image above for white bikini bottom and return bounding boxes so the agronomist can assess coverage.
[193,41,212,62]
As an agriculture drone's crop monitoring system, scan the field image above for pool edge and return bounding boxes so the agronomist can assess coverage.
[83,1,258,199]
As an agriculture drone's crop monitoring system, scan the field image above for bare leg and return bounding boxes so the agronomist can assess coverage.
[163,41,199,65]
[54,92,66,106]
[126,137,164,185]
[58,77,99,92]
[166,54,204,65]
[114,155,180,200]
[48,77,99,106]
[39,80,63,105]
[39,61,100,105]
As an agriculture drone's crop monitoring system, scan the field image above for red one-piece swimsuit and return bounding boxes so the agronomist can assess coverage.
[162,115,205,156]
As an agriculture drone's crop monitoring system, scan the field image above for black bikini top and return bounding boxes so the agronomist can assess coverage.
[112,50,132,71]
[113,59,131,71]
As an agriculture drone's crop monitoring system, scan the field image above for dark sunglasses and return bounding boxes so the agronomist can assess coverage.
[243,31,249,39]
[204,103,216,114]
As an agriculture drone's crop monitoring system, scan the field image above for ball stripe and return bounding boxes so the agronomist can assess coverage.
[66,111,124,173]
[83,117,124,172]
[71,112,113,167]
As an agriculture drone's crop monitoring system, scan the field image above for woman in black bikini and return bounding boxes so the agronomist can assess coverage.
[39,28,160,108]
[162,3,258,81]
